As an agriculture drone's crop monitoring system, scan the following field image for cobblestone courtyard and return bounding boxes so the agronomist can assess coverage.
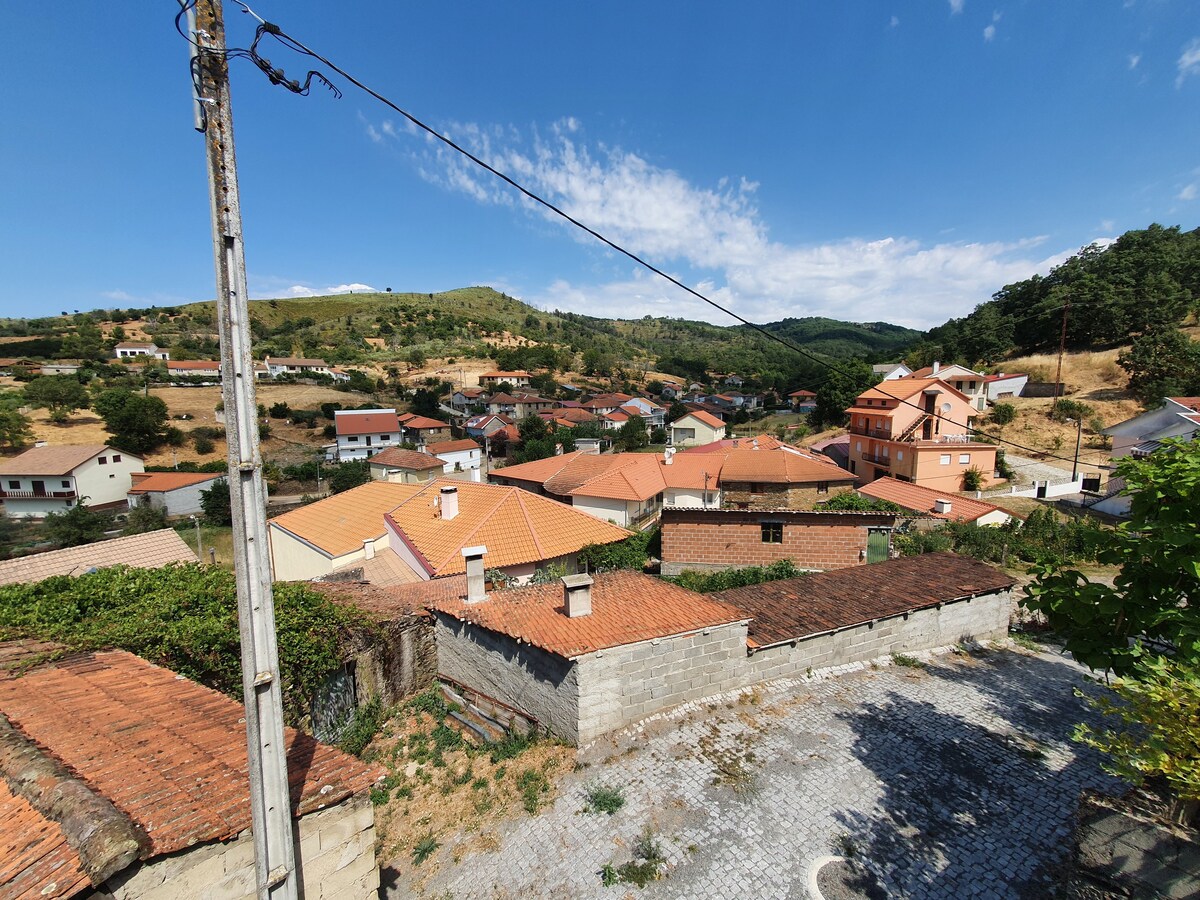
[396,645,1124,899]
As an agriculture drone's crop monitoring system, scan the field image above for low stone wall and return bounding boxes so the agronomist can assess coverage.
[574,622,750,744]
[745,589,1011,683]
[97,796,378,900]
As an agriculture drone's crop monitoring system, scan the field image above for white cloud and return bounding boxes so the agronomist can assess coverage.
[101,290,134,302]
[1128,53,1141,70]
[367,115,1082,329]
[250,280,378,300]
[949,0,964,13]
[983,24,996,41]
[326,283,378,294]
[1177,37,1200,87]
[1179,182,1198,201]
[890,16,900,27]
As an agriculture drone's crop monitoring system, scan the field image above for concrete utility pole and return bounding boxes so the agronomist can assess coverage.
[187,3,298,898]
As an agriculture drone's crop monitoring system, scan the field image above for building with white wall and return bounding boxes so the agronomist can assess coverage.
[0,445,143,518]
[113,342,169,360]
[127,471,224,517]
[334,408,402,461]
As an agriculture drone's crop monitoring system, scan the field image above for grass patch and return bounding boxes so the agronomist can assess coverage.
[411,832,439,866]
[891,653,925,669]
[516,768,550,813]
[1009,630,1043,651]
[582,783,626,815]
[601,827,666,887]
[338,696,388,758]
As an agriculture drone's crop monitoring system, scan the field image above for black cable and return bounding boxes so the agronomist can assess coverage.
[213,3,1109,473]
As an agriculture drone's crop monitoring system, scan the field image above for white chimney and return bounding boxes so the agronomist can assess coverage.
[932,361,941,376]
[934,498,952,514]
[462,545,487,603]
[440,485,459,520]
[561,573,594,618]
[663,447,675,466]
[362,538,376,560]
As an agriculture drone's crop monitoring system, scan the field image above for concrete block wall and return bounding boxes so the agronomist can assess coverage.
[433,614,581,742]
[97,796,378,900]
[660,512,873,576]
[745,590,1012,683]
[575,622,750,744]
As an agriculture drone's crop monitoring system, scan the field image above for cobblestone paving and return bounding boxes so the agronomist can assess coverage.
[403,646,1124,899]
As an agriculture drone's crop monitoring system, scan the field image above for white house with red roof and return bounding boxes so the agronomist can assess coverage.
[670,410,726,447]
[425,438,484,475]
[983,372,1029,402]
[334,408,402,461]
[113,341,168,360]
[127,471,224,516]
[478,370,531,388]
[0,445,144,518]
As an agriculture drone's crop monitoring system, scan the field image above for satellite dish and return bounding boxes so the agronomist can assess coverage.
[940,402,953,414]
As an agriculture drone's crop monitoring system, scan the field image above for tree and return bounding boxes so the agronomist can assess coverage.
[94,389,169,454]
[1023,438,1200,675]
[517,414,549,444]
[122,502,167,535]
[200,479,233,526]
[989,403,1016,427]
[809,361,875,430]
[667,402,690,423]
[411,389,441,419]
[24,376,90,424]
[0,407,32,450]
[1116,327,1200,406]
[329,460,370,494]
[616,415,648,451]
[44,503,108,547]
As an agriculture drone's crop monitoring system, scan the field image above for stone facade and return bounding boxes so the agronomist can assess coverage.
[721,482,841,510]
[352,612,438,706]
[95,796,378,900]
[660,508,893,576]
[744,590,1011,683]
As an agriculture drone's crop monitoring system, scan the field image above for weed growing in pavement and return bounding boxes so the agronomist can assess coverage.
[1009,630,1042,652]
[411,832,439,866]
[600,827,666,887]
[516,768,550,813]
[582,783,626,815]
[891,653,925,669]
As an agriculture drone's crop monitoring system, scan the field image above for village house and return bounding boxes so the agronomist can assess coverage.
[902,362,988,411]
[40,361,82,376]
[367,446,446,484]
[581,392,633,415]
[113,341,169,361]
[983,372,1029,402]
[478,370,531,388]
[788,389,817,412]
[127,470,224,517]
[0,643,381,900]
[659,506,896,576]
[267,479,629,584]
[425,438,484,475]
[0,444,144,518]
[334,408,401,462]
[464,412,514,441]
[486,392,555,419]
[0,528,197,586]
[844,377,997,491]
[165,359,221,379]
[717,446,858,510]
[450,386,489,410]
[398,412,453,444]
[1102,396,1200,459]
[264,355,335,379]
[872,362,913,381]
[670,410,726,447]
[857,476,1017,526]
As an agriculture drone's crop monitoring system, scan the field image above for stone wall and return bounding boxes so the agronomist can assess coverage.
[660,509,889,576]
[744,590,1011,683]
[353,612,437,707]
[97,796,378,900]
[574,622,750,744]
[433,614,581,742]
[722,482,850,510]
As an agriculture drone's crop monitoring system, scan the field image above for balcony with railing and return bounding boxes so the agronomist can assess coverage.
[848,423,893,440]
[0,488,76,500]
[860,452,892,467]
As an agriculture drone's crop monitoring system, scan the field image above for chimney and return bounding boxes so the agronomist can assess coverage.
[932,361,941,376]
[462,545,487,603]
[561,573,594,618]
[362,538,376,560]
[440,485,459,520]
[663,447,675,466]
[934,498,952,514]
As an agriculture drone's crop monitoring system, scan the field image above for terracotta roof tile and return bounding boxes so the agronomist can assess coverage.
[431,570,748,658]
[399,415,450,430]
[719,447,854,485]
[334,410,401,436]
[0,530,198,587]
[0,445,131,476]
[858,477,1015,522]
[0,649,381,861]
[367,447,445,471]
[678,410,724,429]
[165,359,220,371]
[127,471,223,494]
[385,480,630,576]
[425,439,480,455]
[713,552,1015,648]
[266,356,328,367]
[269,482,423,557]
[0,778,90,900]
[479,371,530,379]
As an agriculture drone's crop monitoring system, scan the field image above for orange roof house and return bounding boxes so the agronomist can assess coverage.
[127,470,224,516]
[0,644,382,899]
[367,446,446,484]
[430,569,750,743]
[844,377,997,492]
[670,410,726,447]
[857,476,1016,526]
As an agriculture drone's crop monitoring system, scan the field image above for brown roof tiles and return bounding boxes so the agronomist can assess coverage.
[0,445,134,476]
[0,530,198,587]
[367,447,445,471]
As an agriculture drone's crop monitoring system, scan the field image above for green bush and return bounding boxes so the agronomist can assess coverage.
[666,559,801,593]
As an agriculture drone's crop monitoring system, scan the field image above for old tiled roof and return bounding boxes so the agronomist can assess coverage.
[1169,396,1200,411]
[680,434,782,454]
[309,579,445,619]
[0,530,198,587]
[788,389,817,397]
[165,360,219,371]
[492,451,589,488]
[677,410,725,429]
[426,439,480,455]
[335,410,400,436]
[267,356,328,367]
[331,549,423,587]
[398,414,450,430]
[858,477,1014,522]
[127,471,223,494]
[0,445,131,476]
[713,552,1015,648]
[849,377,971,410]
[496,452,708,501]
[367,447,444,471]
[719,447,853,485]
[269,481,423,557]
[0,649,380,881]
[480,371,530,379]
[431,570,748,658]
[659,453,722,489]
[548,407,598,424]
[0,776,92,899]
[386,480,630,577]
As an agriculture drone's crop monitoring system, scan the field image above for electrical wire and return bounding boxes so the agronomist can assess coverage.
[203,2,1111,473]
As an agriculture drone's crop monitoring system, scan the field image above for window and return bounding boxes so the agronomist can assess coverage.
[61,480,70,488]
[112,454,121,463]
[940,454,951,465]
[347,436,359,442]
[958,453,970,464]
[855,441,862,452]
[817,482,829,494]
[750,482,764,494]
[7,480,18,490]
[379,435,391,441]
[761,522,783,543]
[896,450,903,460]
[98,456,107,465]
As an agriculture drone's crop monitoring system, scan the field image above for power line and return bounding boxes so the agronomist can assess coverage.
[207,3,1107,473]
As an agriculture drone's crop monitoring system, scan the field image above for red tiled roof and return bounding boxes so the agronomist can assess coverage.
[858,477,1015,522]
[0,530,199,587]
[480,371,530,379]
[680,434,784,453]
[266,356,329,367]
[335,410,400,436]
[678,410,725,429]
[788,389,817,397]
[269,481,424,557]
[399,414,451,430]
[713,552,1015,648]
[0,445,134,476]
[431,570,748,658]
[426,439,480,455]
[1169,397,1200,411]
[127,471,223,493]
[367,447,445,471]
[0,649,381,866]
[719,447,854,485]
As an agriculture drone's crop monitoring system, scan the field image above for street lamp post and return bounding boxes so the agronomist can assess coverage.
[1071,417,1082,483]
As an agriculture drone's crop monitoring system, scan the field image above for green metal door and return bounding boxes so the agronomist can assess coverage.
[866,528,891,563]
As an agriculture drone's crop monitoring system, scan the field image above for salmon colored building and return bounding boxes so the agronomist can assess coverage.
[844,378,997,492]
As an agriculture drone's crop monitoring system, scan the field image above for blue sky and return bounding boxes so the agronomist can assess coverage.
[3,1,1198,330]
